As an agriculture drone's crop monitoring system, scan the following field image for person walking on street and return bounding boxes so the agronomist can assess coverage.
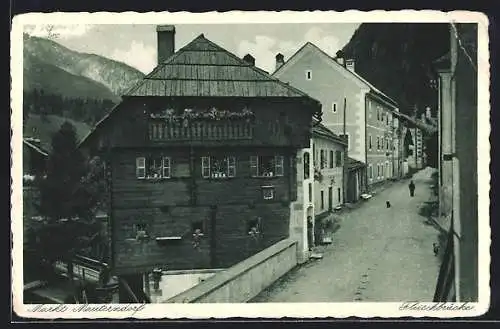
[409,180,415,197]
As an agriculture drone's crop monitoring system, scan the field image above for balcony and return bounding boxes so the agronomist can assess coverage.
[148,120,254,142]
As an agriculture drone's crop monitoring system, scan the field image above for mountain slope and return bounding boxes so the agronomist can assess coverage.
[341,23,450,116]
[23,51,119,101]
[23,34,145,98]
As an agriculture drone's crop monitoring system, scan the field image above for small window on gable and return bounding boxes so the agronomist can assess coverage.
[262,186,275,200]
[250,155,284,177]
[305,70,312,80]
[332,102,337,113]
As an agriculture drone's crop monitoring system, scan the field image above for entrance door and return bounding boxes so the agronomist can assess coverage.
[328,187,333,211]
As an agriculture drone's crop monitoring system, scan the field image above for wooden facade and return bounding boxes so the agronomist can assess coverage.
[81,32,320,275]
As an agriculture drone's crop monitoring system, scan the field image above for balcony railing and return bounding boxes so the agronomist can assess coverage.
[149,120,254,142]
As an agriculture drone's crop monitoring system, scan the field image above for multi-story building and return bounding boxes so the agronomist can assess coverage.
[272,42,400,193]
[289,122,347,263]
[433,23,479,302]
[80,25,321,300]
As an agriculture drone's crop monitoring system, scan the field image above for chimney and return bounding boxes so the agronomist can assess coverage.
[243,54,255,66]
[275,53,285,71]
[156,25,176,65]
[426,107,432,119]
[345,59,355,72]
[335,50,345,66]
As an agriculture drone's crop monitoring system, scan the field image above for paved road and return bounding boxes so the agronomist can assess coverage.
[253,168,441,302]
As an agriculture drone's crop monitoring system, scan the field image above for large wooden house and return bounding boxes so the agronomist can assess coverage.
[80,26,321,279]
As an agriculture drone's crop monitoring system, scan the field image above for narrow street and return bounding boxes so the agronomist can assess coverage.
[253,168,441,302]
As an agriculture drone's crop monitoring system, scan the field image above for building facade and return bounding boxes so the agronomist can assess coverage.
[312,123,347,216]
[273,42,399,192]
[289,122,347,263]
[433,23,478,302]
[80,26,321,299]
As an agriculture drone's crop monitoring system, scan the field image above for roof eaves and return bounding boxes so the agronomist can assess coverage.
[23,139,49,157]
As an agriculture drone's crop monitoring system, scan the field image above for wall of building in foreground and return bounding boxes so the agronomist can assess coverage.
[166,239,298,303]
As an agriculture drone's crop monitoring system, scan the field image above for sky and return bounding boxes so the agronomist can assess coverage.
[24,23,360,74]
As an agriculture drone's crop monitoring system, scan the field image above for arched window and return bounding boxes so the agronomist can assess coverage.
[303,152,310,179]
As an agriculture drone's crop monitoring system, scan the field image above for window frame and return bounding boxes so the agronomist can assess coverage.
[136,157,146,179]
[202,155,236,179]
[335,150,343,167]
[305,70,312,81]
[262,186,275,200]
[250,155,284,178]
[136,156,171,180]
[320,190,325,210]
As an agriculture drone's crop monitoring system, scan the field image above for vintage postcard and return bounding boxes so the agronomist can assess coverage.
[11,10,490,319]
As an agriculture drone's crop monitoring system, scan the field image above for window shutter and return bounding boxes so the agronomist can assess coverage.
[227,156,236,177]
[162,157,171,178]
[275,155,284,176]
[250,156,259,177]
[202,156,210,178]
[136,157,146,179]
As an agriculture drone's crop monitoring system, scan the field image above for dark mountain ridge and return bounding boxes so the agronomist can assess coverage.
[341,23,450,116]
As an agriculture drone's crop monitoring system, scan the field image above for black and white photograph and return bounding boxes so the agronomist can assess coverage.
[11,11,490,319]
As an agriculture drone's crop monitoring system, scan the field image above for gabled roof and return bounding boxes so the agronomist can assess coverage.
[125,34,318,99]
[273,42,398,108]
[79,34,321,149]
[346,157,366,170]
[312,122,348,146]
[393,112,438,134]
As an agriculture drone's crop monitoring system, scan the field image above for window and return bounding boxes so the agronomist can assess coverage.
[136,156,171,179]
[262,186,275,200]
[251,155,284,177]
[368,165,372,179]
[377,108,380,121]
[335,151,343,167]
[247,217,262,235]
[386,138,389,150]
[320,150,325,169]
[377,137,380,150]
[332,102,337,113]
[305,70,312,80]
[202,156,236,179]
[369,135,372,150]
[192,220,205,236]
[329,150,334,168]
[338,188,341,203]
[368,102,372,118]
[135,223,149,240]
[303,152,310,179]
[308,183,312,203]
[320,191,325,210]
